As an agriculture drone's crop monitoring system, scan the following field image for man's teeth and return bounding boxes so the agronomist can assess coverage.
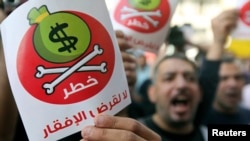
[172,98,189,105]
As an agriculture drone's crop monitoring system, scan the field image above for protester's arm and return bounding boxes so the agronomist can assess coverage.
[206,9,238,60]
[81,115,161,141]
[196,9,238,125]
[0,41,18,141]
[201,9,238,93]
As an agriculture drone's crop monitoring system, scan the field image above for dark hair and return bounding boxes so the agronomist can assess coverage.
[221,55,236,63]
[152,53,197,82]
[166,26,186,52]
[220,55,244,72]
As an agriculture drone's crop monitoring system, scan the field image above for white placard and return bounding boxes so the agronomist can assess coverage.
[231,0,250,39]
[1,0,131,140]
[109,0,179,53]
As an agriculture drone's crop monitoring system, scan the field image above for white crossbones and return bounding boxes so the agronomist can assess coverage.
[43,44,103,95]
[246,11,250,23]
[36,62,107,78]
[120,6,162,27]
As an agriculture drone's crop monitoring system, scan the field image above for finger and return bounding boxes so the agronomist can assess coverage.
[121,52,136,63]
[222,14,238,24]
[213,9,238,25]
[223,20,237,30]
[212,10,238,35]
[218,9,238,19]
[121,52,137,86]
[117,37,132,51]
[122,53,136,74]
[93,115,161,141]
[124,61,136,74]
[124,66,136,80]
[125,70,136,86]
[115,30,125,38]
[82,126,147,141]
[115,30,133,51]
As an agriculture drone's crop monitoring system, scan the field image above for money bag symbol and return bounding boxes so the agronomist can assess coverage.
[28,5,91,63]
[128,0,161,10]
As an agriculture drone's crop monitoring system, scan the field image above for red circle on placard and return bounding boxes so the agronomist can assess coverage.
[17,11,115,104]
[114,0,170,33]
[240,1,250,26]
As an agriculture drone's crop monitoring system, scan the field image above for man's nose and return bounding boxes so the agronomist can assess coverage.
[175,76,188,89]
[227,77,238,87]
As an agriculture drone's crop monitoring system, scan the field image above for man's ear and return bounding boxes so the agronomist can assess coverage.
[148,85,157,103]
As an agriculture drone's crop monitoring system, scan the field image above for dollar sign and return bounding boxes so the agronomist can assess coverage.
[49,23,78,53]
[140,0,151,6]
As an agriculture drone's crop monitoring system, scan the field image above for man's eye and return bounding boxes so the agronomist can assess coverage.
[220,76,228,81]
[162,76,174,81]
[235,75,244,81]
[186,75,197,82]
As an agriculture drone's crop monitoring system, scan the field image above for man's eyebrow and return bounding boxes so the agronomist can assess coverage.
[183,71,196,75]
[161,71,176,75]
[220,74,244,77]
[161,71,196,75]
